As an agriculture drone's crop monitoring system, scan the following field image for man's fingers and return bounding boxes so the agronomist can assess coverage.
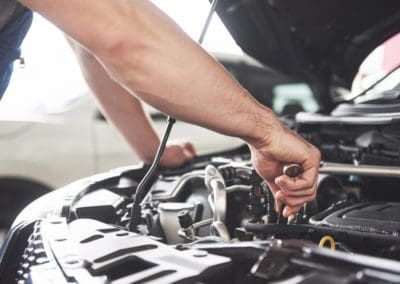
[280,181,317,197]
[276,190,315,207]
[183,142,196,157]
[275,170,316,191]
[282,187,314,196]
[275,199,282,213]
[283,205,303,218]
[266,183,282,212]
[268,182,281,194]
[272,178,316,216]
[274,168,318,197]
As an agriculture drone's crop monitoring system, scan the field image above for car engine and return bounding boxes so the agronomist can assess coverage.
[2,113,400,284]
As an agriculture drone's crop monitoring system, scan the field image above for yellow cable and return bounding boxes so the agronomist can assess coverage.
[319,236,336,251]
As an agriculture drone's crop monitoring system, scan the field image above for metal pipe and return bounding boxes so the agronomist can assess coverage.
[225,185,252,193]
[156,161,400,202]
[198,0,219,44]
[193,218,213,229]
[152,164,252,201]
[152,170,204,200]
[210,221,230,241]
[319,162,400,177]
[205,165,227,222]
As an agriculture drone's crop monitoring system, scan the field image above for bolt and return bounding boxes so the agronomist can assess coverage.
[54,238,67,242]
[207,167,217,176]
[64,255,81,266]
[192,250,208,257]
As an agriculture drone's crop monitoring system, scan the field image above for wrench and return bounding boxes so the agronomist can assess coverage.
[277,163,304,224]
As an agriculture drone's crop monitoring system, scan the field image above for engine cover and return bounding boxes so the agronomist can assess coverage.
[316,202,400,236]
[22,217,230,284]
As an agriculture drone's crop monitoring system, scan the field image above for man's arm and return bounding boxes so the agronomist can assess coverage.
[19,0,320,216]
[68,39,195,168]
[18,0,271,142]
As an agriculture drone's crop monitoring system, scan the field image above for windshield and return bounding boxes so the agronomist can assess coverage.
[365,67,400,94]
[350,32,400,102]
[351,66,400,103]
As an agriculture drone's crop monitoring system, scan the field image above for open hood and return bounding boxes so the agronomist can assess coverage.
[215,0,400,106]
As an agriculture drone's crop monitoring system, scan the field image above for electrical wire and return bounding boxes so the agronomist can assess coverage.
[128,0,219,232]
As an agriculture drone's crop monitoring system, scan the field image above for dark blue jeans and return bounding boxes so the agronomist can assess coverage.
[0,9,33,100]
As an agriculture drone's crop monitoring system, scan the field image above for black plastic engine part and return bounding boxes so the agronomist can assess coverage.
[311,202,400,236]
[21,217,231,283]
[245,221,400,258]
[312,174,348,212]
[250,239,400,283]
[178,210,193,229]
[183,239,400,284]
[5,217,400,284]
[71,189,126,224]
[247,173,269,223]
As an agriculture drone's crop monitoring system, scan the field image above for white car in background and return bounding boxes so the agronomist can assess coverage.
[0,94,243,190]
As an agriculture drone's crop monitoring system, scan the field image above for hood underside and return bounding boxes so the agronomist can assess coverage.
[216,0,400,101]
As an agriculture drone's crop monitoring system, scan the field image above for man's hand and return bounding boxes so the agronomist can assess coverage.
[249,123,321,218]
[160,141,196,168]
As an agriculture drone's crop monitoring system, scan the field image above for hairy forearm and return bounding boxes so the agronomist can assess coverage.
[19,0,279,146]
[69,40,160,163]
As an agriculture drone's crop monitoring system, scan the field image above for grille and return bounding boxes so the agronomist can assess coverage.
[15,221,49,284]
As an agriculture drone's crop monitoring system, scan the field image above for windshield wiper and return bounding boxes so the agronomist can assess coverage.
[348,63,400,102]
[355,90,400,104]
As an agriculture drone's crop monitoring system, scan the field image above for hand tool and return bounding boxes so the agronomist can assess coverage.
[277,163,304,224]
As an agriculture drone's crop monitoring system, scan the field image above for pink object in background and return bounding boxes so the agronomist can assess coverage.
[382,33,400,73]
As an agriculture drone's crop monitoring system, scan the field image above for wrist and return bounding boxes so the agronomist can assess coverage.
[138,138,161,165]
[244,106,281,150]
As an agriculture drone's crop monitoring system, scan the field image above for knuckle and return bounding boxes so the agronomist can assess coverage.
[309,193,317,201]
[281,179,290,188]
[304,180,313,188]
[302,188,312,196]
[293,205,302,212]
[285,199,297,207]
[314,148,321,160]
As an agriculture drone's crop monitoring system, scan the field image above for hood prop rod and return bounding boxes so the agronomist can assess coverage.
[128,0,219,232]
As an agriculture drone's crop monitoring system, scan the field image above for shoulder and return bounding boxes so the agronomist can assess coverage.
[0,1,29,31]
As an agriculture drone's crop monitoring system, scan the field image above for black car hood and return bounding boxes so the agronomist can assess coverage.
[216,0,400,107]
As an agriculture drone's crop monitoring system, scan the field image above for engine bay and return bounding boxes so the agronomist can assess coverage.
[3,116,400,283]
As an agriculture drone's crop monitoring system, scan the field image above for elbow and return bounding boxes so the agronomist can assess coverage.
[98,35,133,60]
[94,31,147,67]
[93,32,151,87]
